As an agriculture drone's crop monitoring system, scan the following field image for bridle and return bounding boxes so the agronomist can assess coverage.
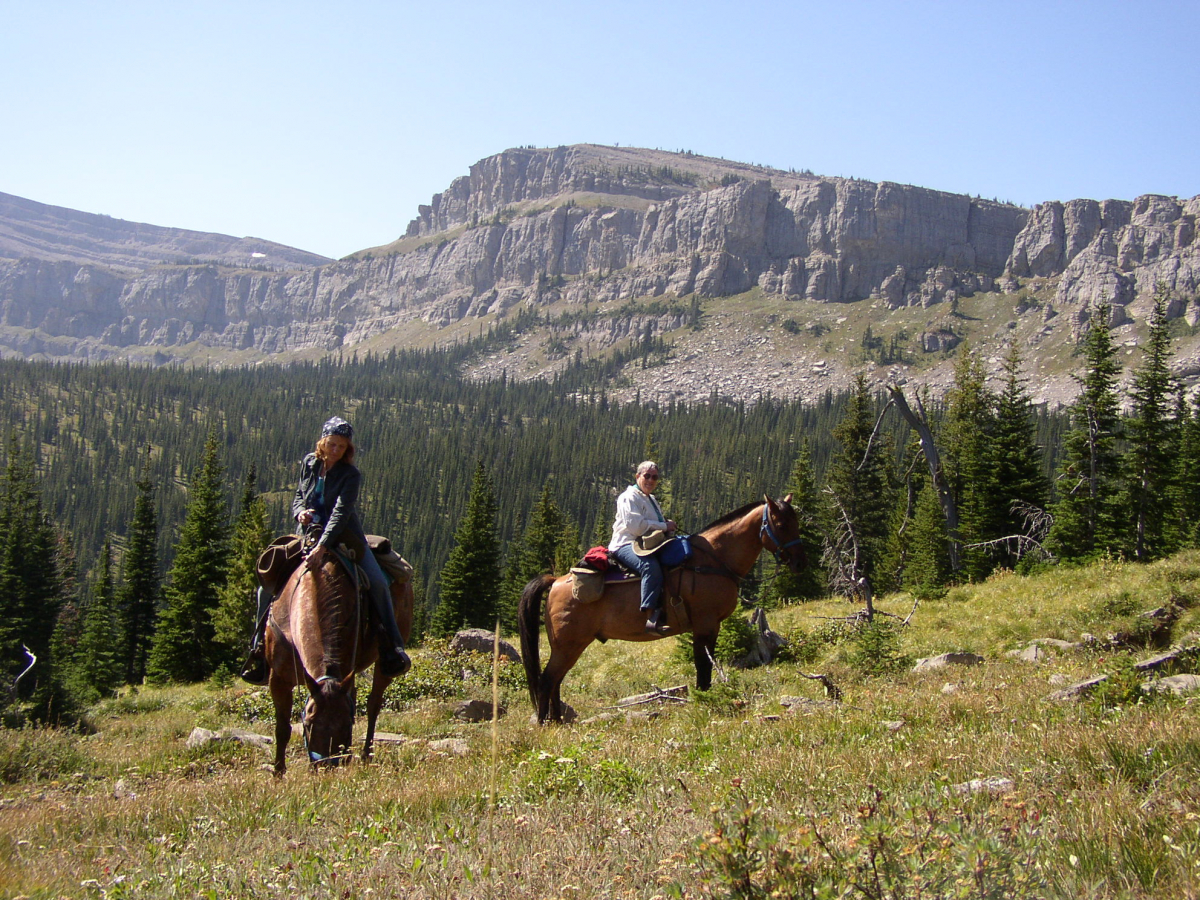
[760,503,803,566]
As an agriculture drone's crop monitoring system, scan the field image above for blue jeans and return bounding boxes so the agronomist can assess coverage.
[612,543,663,611]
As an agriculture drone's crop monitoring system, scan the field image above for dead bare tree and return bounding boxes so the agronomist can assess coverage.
[887,384,962,573]
[821,488,876,621]
[963,501,1055,565]
[6,645,36,705]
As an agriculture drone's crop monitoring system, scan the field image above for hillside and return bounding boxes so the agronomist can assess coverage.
[1,145,1198,404]
[2,552,1199,897]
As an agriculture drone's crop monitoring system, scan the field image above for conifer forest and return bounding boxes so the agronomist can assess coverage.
[9,294,1200,713]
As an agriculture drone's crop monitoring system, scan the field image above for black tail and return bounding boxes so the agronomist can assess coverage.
[518,573,555,710]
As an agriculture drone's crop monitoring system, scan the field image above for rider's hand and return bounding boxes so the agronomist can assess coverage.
[666,520,677,533]
[298,509,315,526]
[305,544,327,570]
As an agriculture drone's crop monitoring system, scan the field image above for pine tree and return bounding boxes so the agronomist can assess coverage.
[432,461,501,635]
[1123,288,1176,561]
[146,432,231,682]
[989,342,1049,568]
[117,451,161,684]
[75,541,124,700]
[498,483,569,632]
[762,441,825,602]
[211,466,271,669]
[904,479,951,598]
[1167,390,1200,550]
[1047,303,1125,560]
[0,438,63,695]
[943,344,997,580]
[823,374,893,592]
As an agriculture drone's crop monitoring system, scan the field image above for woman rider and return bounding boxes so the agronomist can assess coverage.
[241,417,410,684]
[608,460,677,634]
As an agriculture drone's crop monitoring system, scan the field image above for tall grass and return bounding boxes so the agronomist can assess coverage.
[2,553,1199,897]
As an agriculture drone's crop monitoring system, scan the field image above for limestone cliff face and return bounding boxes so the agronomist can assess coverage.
[1005,194,1200,328]
[1,145,1195,363]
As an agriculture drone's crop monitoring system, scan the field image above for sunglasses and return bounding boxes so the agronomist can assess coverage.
[642,472,660,481]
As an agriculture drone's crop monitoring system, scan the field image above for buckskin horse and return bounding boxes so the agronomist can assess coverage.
[519,495,804,724]
[265,550,413,775]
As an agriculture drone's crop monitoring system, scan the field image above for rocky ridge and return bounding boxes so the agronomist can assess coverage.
[1,146,1197,405]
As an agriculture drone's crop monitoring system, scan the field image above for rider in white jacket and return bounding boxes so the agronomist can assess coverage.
[608,460,676,633]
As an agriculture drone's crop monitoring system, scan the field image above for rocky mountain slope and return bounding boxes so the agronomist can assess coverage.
[1,146,1197,404]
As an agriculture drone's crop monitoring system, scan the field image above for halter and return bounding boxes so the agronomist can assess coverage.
[303,675,346,765]
[760,503,803,565]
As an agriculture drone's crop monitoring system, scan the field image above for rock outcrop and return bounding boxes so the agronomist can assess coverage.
[1004,194,1200,325]
[1,145,1196,371]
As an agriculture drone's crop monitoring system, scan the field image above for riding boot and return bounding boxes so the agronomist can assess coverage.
[240,586,274,685]
[645,605,671,635]
[368,587,411,678]
[240,612,270,685]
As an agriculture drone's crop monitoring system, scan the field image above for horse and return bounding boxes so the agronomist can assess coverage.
[519,494,805,724]
[264,551,413,775]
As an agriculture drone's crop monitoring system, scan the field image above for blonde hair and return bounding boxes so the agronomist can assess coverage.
[315,435,355,465]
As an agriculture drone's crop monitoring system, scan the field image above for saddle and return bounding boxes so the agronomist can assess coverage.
[256,533,413,599]
[569,538,694,604]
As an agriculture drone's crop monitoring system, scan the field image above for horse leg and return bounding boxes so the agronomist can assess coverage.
[362,667,390,763]
[270,679,294,777]
[692,631,718,692]
[537,640,590,724]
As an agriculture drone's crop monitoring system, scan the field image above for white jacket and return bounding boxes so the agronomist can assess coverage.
[608,484,668,551]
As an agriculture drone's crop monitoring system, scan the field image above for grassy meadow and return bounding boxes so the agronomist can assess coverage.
[3,553,1200,899]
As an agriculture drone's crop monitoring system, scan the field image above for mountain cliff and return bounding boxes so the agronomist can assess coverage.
[1,145,1197,403]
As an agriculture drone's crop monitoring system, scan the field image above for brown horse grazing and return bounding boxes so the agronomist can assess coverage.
[519,495,805,724]
[265,554,413,775]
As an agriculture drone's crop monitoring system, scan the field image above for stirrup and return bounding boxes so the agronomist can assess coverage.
[378,645,411,678]
[644,608,671,635]
[240,653,268,686]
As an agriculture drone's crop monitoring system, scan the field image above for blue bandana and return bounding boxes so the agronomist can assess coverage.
[321,416,353,439]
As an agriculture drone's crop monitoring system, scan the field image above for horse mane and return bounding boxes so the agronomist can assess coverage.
[696,500,762,536]
[313,562,359,678]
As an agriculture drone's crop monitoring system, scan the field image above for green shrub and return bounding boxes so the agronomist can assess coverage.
[0,726,91,784]
[775,622,848,665]
[1088,654,1150,711]
[846,617,911,676]
[518,745,643,801]
[714,614,757,663]
[379,642,526,709]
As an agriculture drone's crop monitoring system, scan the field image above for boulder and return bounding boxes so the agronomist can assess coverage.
[951,777,1015,797]
[453,699,506,722]
[449,629,521,663]
[427,738,470,756]
[185,726,272,750]
[913,651,984,672]
[1141,674,1200,696]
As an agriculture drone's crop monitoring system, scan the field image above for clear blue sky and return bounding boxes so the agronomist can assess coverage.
[4,1,1197,259]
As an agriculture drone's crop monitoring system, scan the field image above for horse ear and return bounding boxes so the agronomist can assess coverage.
[782,493,793,505]
[338,672,355,692]
[763,493,773,509]
[302,669,321,697]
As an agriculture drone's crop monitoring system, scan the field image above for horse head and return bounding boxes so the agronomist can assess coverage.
[761,493,807,573]
[301,672,356,768]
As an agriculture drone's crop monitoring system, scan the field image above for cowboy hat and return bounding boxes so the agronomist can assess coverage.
[633,528,675,556]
